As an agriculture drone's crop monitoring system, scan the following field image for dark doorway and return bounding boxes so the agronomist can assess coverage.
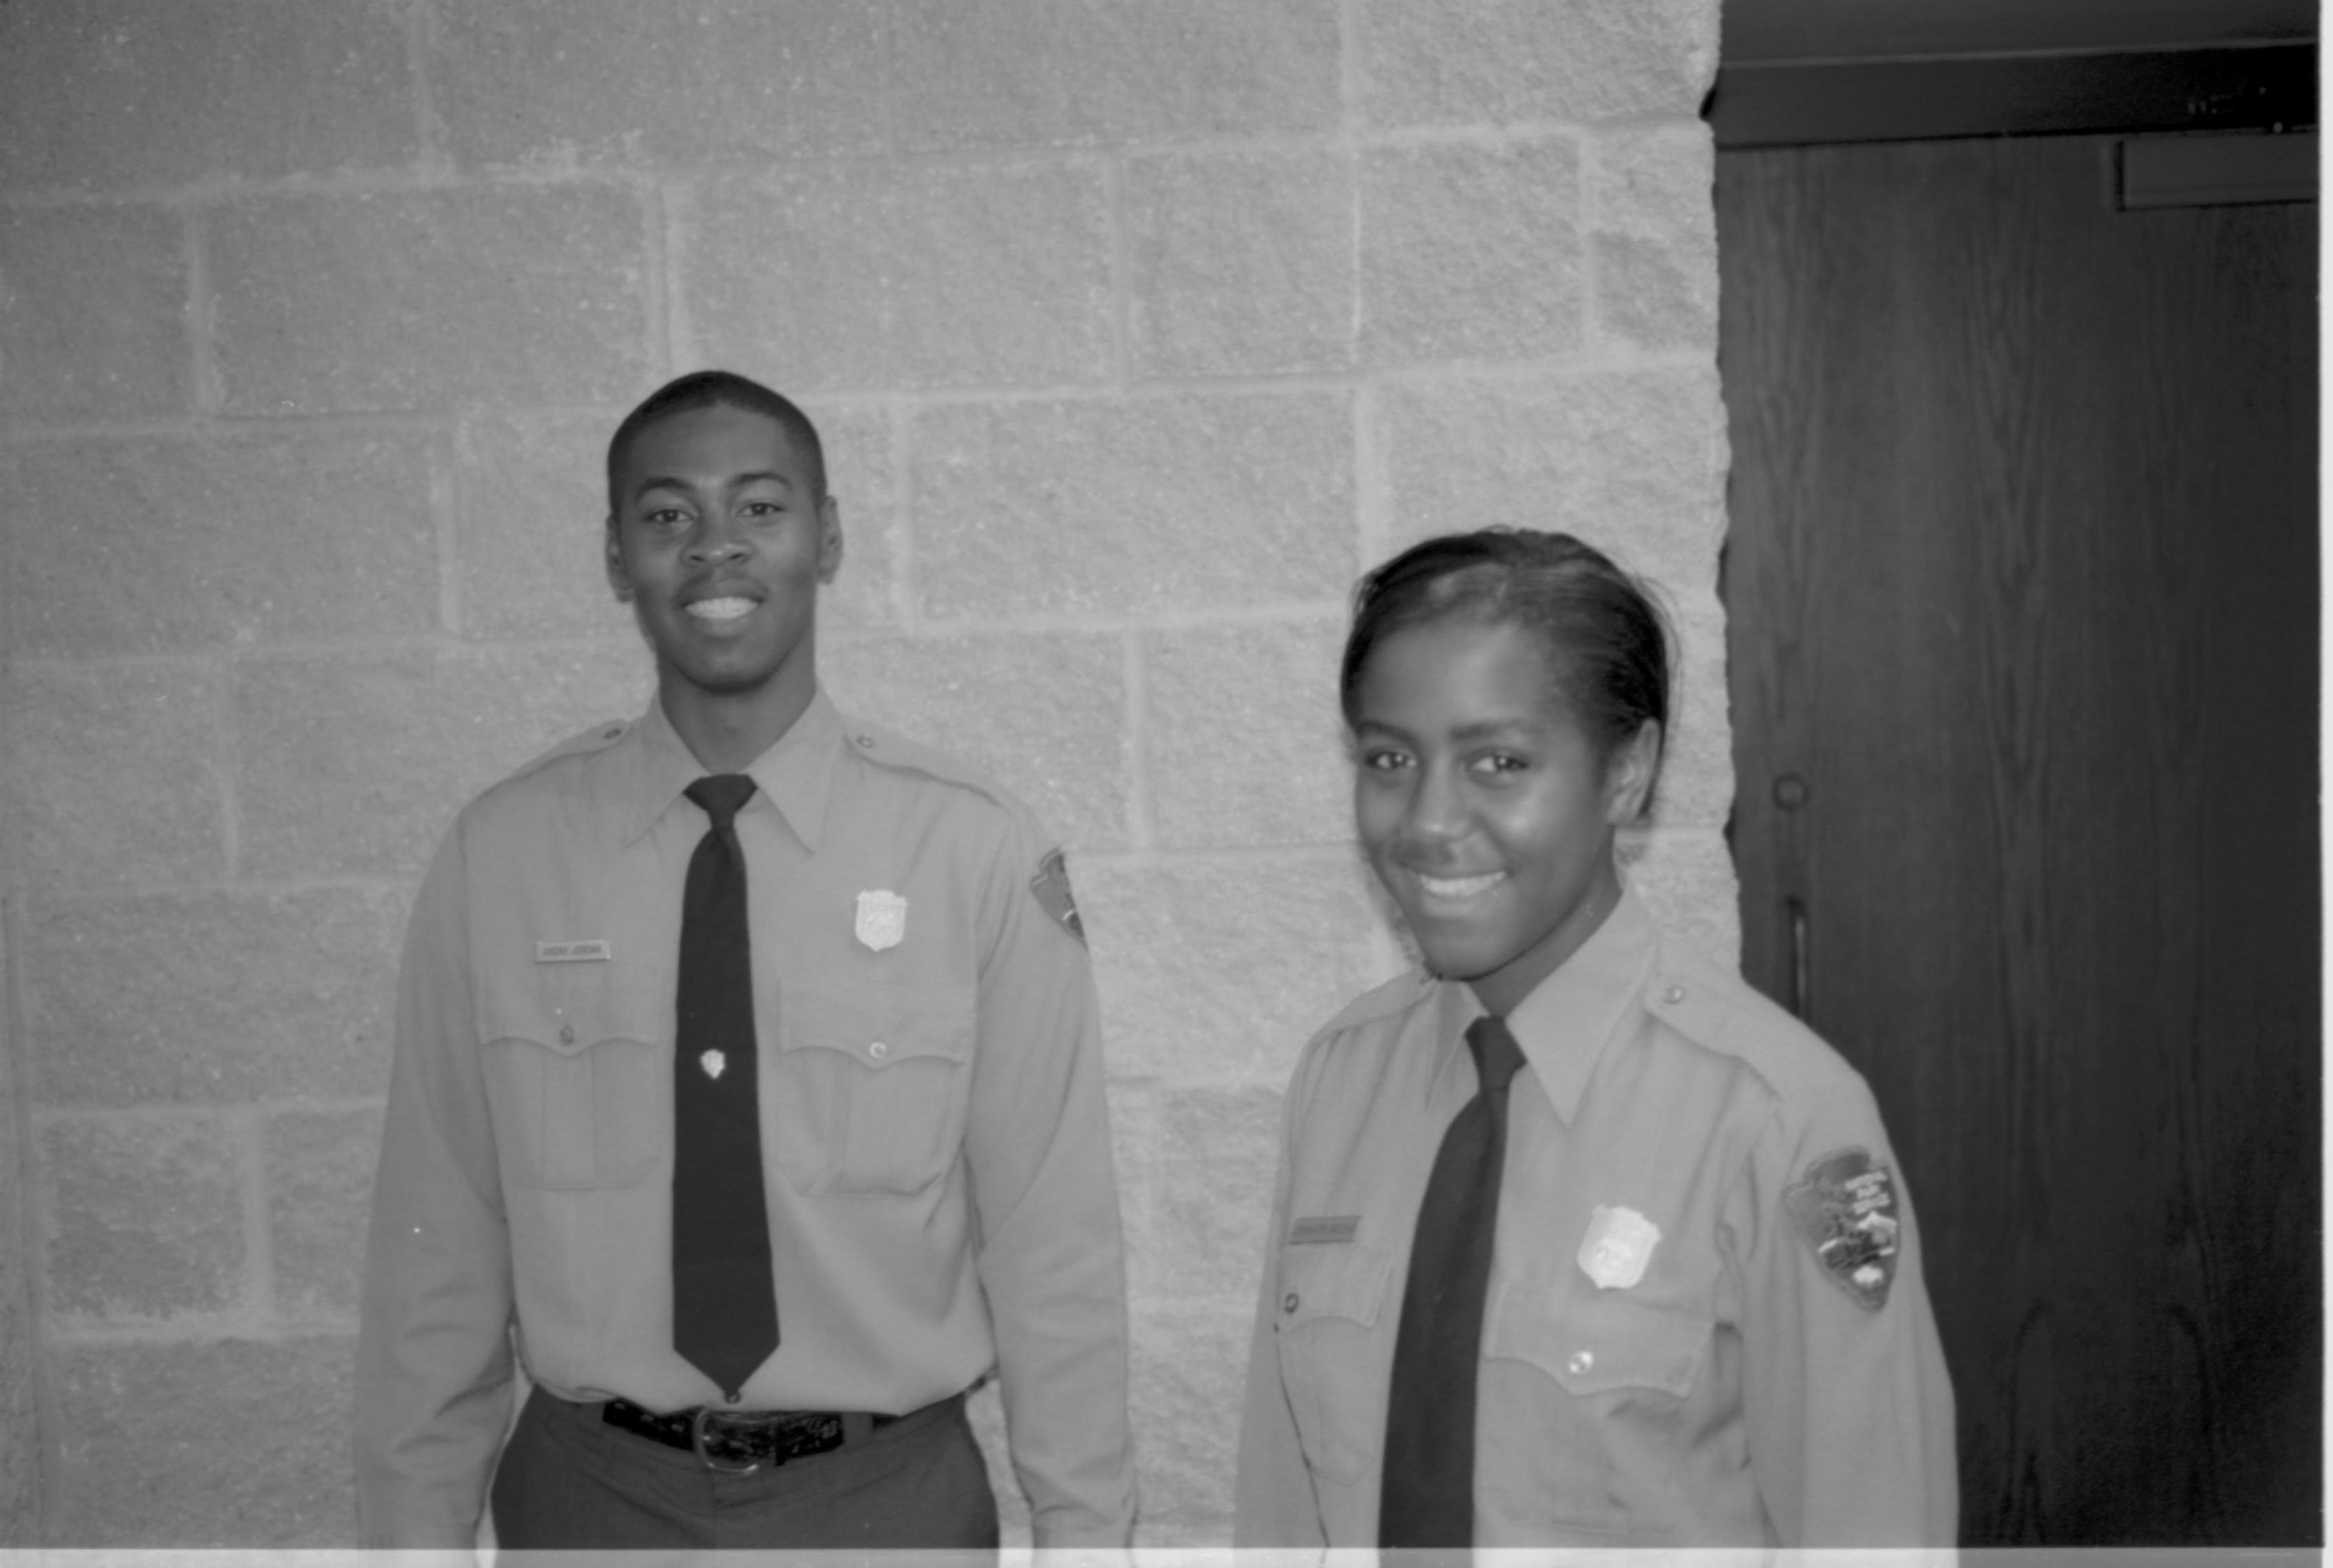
[1717,128,2319,1546]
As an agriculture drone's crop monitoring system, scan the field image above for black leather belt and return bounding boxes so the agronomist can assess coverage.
[600,1397,896,1474]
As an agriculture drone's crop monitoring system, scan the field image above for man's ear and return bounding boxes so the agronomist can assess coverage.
[1603,718,1663,825]
[816,496,844,585]
[605,519,634,603]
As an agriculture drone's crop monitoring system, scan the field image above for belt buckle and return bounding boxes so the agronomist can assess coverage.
[690,1406,773,1474]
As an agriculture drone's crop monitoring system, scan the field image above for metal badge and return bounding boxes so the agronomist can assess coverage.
[855,890,907,952]
[535,939,612,963]
[1577,1203,1662,1290]
[1784,1146,1902,1310]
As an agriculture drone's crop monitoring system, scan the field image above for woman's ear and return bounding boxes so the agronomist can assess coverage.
[1603,718,1663,825]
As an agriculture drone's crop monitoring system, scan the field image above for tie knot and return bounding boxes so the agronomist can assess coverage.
[1465,1015,1526,1094]
[685,774,757,829]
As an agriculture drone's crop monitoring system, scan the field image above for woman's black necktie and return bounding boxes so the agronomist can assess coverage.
[1379,1014,1527,1549]
[671,774,778,1403]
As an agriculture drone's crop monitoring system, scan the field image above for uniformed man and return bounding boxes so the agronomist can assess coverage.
[356,370,1134,1555]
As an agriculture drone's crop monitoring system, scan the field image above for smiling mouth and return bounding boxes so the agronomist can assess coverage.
[684,596,757,623]
[1416,870,1505,901]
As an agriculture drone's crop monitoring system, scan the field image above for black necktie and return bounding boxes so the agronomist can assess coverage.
[671,775,778,1403]
[1379,1015,1527,1549]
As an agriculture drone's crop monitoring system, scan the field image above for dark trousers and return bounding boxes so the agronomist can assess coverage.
[489,1387,999,1560]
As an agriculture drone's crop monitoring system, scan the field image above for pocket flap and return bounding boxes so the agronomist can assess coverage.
[1277,1242,1393,1332]
[780,983,972,1070]
[1486,1278,1708,1398]
[479,973,663,1056]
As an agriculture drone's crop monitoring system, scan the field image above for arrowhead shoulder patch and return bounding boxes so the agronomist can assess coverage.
[1784,1146,1901,1310]
[1029,847,1085,946]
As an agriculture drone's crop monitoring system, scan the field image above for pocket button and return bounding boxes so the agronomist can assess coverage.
[558,1024,575,1045]
[1284,1293,1300,1314]
[1568,1350,1595,1376]
[868,1040,889,1061]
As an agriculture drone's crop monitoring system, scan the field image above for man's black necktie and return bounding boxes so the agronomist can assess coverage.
[1379,1015,1527,1549]
[671,775,778,1403]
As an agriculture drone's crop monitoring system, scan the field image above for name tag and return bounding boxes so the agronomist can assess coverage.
[535,939,612,964]
[1289,1214,1360,1245]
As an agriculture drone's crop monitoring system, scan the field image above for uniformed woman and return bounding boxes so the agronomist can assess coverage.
[1235,529,1957,1550]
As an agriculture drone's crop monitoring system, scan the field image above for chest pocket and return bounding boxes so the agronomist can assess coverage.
[1273,1242,1393,1485]
[773,981,973,1197]
[478,965,665,1192]
[1486,1279,1710,1400]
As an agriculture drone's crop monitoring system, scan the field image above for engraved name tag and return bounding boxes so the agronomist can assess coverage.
[535,939,612,963]
[1289,1214,1361,1245]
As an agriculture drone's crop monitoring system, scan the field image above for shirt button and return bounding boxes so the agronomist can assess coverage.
[558,1024,575,1045]
[868,1041,889,1061]
[1282,1293,1300,1314]
[1663,984,1686,1005]
[1568,1350,1595,1376]
[856,733,876,749]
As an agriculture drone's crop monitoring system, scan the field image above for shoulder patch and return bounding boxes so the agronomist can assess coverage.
[1784,1146,1901,1310]
[1029,847,1085,945]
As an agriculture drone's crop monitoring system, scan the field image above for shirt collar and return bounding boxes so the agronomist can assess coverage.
[1431,875,1659,1123]
[622,686,842,853]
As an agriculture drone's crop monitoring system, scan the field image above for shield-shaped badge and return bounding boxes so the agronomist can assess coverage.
[855,889,907,952]
[1577,1203,1661,1290]
[1784,1146,1902,1310]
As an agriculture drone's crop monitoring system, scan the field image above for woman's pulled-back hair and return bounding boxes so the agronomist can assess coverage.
[1339,529,1673,761]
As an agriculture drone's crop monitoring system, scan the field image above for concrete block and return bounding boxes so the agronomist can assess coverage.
[1623,827,1740,966]
[49,1335,354,1545]
[454,409,640,645]
[1081,852,1393,1082]
[1153,1084,1282,1303]
[267,1106,384,1321]
[1360,138,1584,367]
[1147,620,1350,851]
[0,204,188,421]
[4,430,439,656]
[678,161,1111,393]
[1107,1081,1165,1295]
[1590,124,1719,352]
[1,660,226,890]
[1650,587,1734,831]
[461,400,901,638]
[1126,148,1355,380]
[23,886,404,1108]
[822,630,1130,853]
[210,186,650,415]
[232,642,653,878]
[1359,0,1721,125]
[891,0,1340,151]
[1376,365,1726,549]
[0,1033,32,1540]
[0,0,415,195]
[1128,1300,1253,1540]
[432,0,889,172]
[909,393,1355,621]
[41,1112,245,1323]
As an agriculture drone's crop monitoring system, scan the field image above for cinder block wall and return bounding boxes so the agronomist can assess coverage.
[0,0,1729,1548]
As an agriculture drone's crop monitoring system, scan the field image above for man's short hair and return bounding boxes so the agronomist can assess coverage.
[605,370,827,515]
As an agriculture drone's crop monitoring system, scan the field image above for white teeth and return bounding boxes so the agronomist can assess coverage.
[1419,871,1503,899]
[685,597,755,622]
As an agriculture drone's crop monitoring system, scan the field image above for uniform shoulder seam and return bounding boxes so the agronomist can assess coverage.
[834,713,1025,821]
